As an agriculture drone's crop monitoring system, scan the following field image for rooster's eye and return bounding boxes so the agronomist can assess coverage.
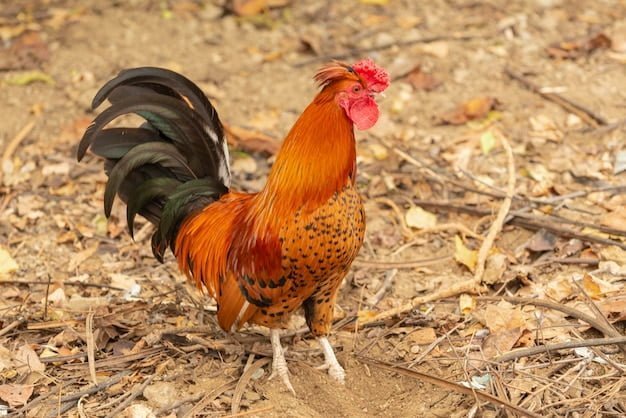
[352,85,362,93]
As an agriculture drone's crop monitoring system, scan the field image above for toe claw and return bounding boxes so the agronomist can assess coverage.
[328,363,345,383]
[269,364,296,395]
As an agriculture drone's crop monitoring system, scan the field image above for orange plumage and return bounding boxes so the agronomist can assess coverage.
[78,59,389,391]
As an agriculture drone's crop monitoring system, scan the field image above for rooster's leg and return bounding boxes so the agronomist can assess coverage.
[316,336,345,383]
[268,329,296,395]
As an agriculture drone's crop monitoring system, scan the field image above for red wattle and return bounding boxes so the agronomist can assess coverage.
[348,97,379,130]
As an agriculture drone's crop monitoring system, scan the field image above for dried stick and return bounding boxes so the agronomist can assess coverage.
[474,132,515,282]
[231,358,270,415]
[41,371,131,418]
[104,374,156,418]
[505,67,608,126]
[183,380,237,418]
[0,280,125,291]
[358,356,541,418]
[571,279,626,355]
[495,336,626,363]
[85,311,98,386]
[1,121,35,186]
[366,269,397,307]
[353,254,452,269]
[0,317,25,338]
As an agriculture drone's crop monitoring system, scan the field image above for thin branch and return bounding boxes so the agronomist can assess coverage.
[474,132,515,282]
[353,254,452,269]
[105,374,156,418]
[231,357,270,415]
[85,311,98,386]
[505,67,608,126]
[495,336,626,363]
[571,279,626,355]
[1,121,35,186]
[366,269,397,307]
[42,371,131,418]
[0,317,25,338]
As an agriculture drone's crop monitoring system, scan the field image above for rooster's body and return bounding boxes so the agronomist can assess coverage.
[78,60,389,392]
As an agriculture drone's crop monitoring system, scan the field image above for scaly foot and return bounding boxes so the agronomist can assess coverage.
[317,336,345,383]
[268,329,296,395]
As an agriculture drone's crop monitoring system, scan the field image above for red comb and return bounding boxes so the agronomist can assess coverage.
[352,58,390,93]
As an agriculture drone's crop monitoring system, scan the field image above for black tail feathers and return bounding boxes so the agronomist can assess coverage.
[78,67,230,261]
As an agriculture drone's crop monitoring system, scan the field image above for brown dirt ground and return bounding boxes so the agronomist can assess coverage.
[1,0,626,417]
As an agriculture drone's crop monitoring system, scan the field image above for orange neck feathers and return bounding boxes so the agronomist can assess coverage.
[259,86,356,214]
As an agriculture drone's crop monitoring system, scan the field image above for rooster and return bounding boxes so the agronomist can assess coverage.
[77,59,389,393]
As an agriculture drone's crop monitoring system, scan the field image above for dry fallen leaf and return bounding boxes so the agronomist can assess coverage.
[231,0,291,16]
[15,345,45,375]
[0,384,34,407]
[526,228,557,252]
[580,273,601,299]
[545,276,574,302]
[406,66,441,91]
[529,114,563,143]
[482,252,508,285]
[67,243,99,272]
[121,403,157,418]
[440,97,497,125]
[405,206,437,229]
[406,327,437,345]
[600,207,626,229]
[484,303,527,333]
[0,247,19,275]
[481,327,524,359]
[223,123,280,155]
[454,235,477,272]
[368,144,389,160]
[600,246,626,264]
[459,293,476,315]
[547,32,612,59]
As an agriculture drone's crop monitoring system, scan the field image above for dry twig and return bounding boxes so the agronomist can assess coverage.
[231,357,271,415]
[85,310,98,386]
[505,67,608,126]
[366,269,397,307]
[183,380,237,418]
[41,371,131,418]
[105,374,156,418]
[495,336,626,363]
[571,279,626,355]
[474,132,515,282]
[1,121,35,186]
[353,254,452,269]
[0,317,25,338]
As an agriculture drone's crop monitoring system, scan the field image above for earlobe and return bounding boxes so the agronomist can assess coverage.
[335,92,349,110]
